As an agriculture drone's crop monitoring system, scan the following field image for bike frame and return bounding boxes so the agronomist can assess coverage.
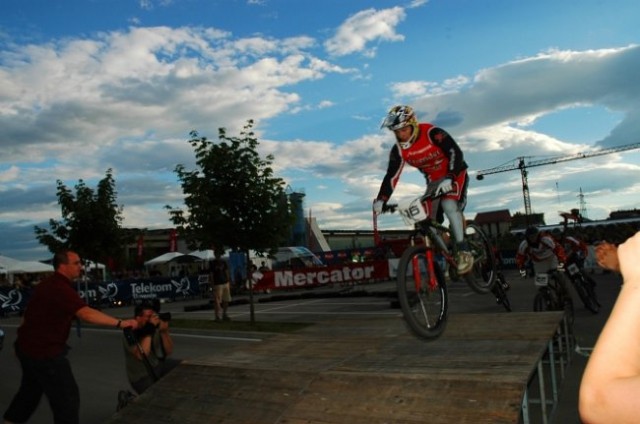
[373,198,458,293]
[535,270,567,304]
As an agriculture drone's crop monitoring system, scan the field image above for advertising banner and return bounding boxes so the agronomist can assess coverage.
[254,260,391,290]
[1,276,203,315]
[0,286,30,315]
[76,276,202,306]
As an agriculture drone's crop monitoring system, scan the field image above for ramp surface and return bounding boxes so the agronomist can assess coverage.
[107,312,564,423]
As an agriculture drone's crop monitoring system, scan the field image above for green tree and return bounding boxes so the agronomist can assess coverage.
[34,169,129,268]
[167,120,294,254]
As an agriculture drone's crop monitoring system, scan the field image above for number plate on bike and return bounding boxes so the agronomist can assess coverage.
[534,273,549,287]
[398,197,429,226]
[566,263,580,276]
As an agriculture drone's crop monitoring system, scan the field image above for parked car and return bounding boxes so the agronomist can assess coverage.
[271,246,324,270]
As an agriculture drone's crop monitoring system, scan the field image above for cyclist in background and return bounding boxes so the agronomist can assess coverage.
[516,226,567,277]
[563,234,589,268]
[373,105,473,274]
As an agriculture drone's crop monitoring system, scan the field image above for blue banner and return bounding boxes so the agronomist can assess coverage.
[1,276,204,315]
[0,286,30,315]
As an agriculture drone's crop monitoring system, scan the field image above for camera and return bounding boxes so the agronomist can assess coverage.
[123,327,137,346]
[158,312,172,322]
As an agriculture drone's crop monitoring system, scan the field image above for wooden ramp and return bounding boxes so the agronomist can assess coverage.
[107,312,571,424]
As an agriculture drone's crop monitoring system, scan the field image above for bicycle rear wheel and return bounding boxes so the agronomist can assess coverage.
[462,223,497,294]
[397,245,448,340]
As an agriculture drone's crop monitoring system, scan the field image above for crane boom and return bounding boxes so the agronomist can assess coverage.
[476,142,640,178]
[475,142,640,218]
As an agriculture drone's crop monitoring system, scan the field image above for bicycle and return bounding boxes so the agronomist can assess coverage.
[375,185,497,340]
[532,269,574,326]
[491,269,511,312]
[488,248,511,312]
[556,211,599,313]
[565,252,600,314]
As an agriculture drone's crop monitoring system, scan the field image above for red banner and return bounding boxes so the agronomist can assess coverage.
[253,260,391,291]
[137,234,144,262]
[169,229,177,252]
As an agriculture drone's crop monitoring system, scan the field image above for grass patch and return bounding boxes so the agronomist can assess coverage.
[170,318,313,333]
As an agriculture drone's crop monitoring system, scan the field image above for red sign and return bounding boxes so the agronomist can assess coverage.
[137,234,144,260]
[169,229,177,252]
[253,260,391,291]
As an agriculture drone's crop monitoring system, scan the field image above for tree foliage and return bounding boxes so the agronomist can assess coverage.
[34,169,129,266]
[167,120,294,253]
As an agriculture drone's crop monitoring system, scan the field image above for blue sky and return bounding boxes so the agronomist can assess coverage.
[1,0,640,260]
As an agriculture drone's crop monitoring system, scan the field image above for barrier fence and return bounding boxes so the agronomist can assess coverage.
[0,260,395,315]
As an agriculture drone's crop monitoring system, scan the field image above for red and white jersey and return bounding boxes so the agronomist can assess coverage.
[376,123,467,202]
[564,236,588,258]
[516,234,567,273]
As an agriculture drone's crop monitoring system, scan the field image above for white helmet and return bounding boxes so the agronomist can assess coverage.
[380,105,419,149]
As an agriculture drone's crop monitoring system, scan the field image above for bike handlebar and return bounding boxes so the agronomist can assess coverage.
[378,179,454,215]
[381,203,397,214]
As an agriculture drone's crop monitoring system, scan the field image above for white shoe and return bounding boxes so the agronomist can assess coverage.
[456,251,474,274]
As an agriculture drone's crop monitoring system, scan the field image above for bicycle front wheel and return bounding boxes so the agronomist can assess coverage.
[533,289,553,312]
[397,245,448,340]
[462,223,497,294]
[491,276,512,312]
[584,274,601,308]
[571,276,599,314]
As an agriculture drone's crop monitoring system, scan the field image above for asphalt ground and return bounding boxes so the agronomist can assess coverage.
[0,269,622,423]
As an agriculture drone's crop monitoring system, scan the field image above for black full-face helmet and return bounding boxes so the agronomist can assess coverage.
[525,226,539,243]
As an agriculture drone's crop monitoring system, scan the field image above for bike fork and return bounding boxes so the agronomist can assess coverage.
[412,248,437,292]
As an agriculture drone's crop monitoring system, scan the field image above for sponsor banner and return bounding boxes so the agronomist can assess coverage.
[1,276,203,314]
[0,286,30,315]
[77,276,201,305]
[254,260,391,290]
[501,250,517,269]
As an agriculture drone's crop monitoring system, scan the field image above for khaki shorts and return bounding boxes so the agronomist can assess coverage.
[214,283,231,302]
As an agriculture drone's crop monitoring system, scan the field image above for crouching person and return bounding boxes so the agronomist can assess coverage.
[123,302,181,395]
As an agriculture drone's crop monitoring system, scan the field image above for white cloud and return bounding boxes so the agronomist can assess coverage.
[0,165,20,184]
[324,7,406,57]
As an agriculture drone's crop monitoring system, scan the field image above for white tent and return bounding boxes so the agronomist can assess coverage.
[0,255,53,274]
[144,252,186,266]
[189,250,215,261]
[83,260,107,281]
[190,249,270,262]
[0,255,22,274]
[16,261,53,273]
[144,252,202,266]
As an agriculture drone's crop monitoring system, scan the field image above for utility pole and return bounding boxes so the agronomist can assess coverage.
[578,188,588,219]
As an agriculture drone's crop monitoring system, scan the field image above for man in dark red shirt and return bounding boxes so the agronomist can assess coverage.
[373,105,473,274]
[3,250,138,424]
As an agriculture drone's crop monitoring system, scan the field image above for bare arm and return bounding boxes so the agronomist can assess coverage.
[158,320,174,356]
[595,242,619,272]
[579,233,640,423]
[75,306,137,329]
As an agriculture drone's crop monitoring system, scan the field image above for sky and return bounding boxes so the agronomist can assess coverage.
[1,0,640,261]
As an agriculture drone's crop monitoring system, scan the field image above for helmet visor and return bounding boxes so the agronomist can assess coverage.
[381,114,409,131]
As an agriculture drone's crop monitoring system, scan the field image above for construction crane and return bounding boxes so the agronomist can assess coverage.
[476,142,640,217]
